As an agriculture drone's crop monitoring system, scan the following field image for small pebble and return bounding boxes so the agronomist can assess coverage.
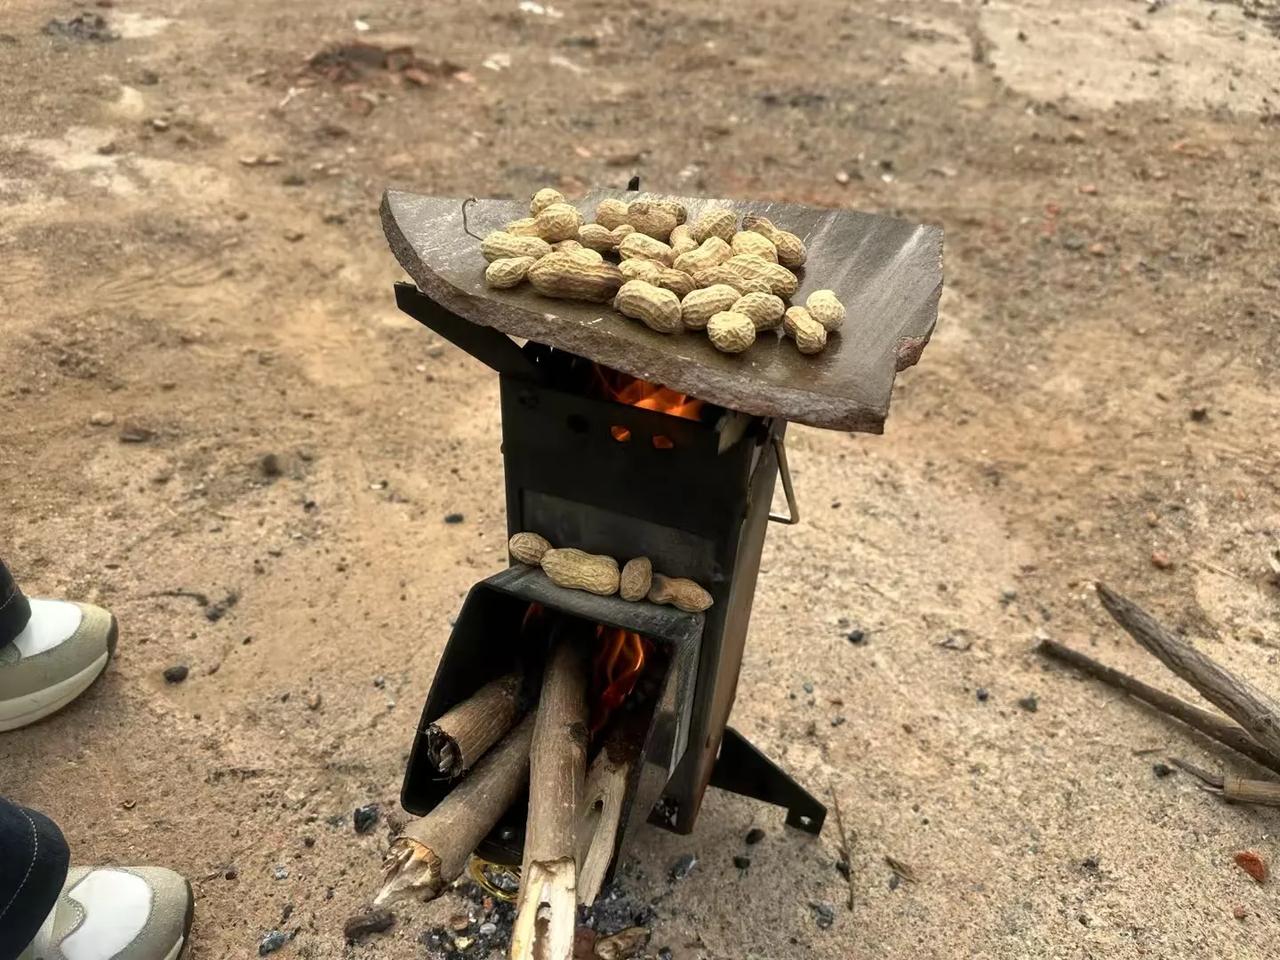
[443,512,465,524]
[1152,762,1175,778]
[802,681,814,694]
[478,922,497,936]
[272,865,288,880]
[976,688,990,702]
[1082,856,1100,871]
[834,170,850,185]
[89,410,115,427]
[258,931,288,955]
[1017,694,1038,713]
[1189,406,1209,422]
[888,873,901,891]
[343,907,394,943]
[1233,904,1247,920]
[669,853,697,881]
[353,804,379,834]
[260,453,282,477]
[732,854,751,869]
[658,950,673,960]
[999,587,1018,604]
[224,866,239,880]
[809,901,835,929]
[745,827,765,845]
[846,628,866,645]
[163,664,189,684]
[1151,550,1173,570]
[1234,850,1268,883]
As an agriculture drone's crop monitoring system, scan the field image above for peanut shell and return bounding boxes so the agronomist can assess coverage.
[732,292,786,330]
[680,284,742,330]
[527,253,623,302]
[805,289,845,331]
[541,548,620,596]
[509,531,552,565]
[619,557,653,602]
[614,280,683,334]
[484,256,537,289]
[706,311,757,354]
[481,231,553,263]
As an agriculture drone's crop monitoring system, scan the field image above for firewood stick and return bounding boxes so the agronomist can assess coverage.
[425,672,524,777]
[1171,758,1280,808]
[1036,639,1280,777]
[575,741,634,906]
[1096,583,1280,761]
[375,712,535,906]
[511,636,588,960]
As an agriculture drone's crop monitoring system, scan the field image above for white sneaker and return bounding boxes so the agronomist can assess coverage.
[0,599,117,732]
[18,866,194,960]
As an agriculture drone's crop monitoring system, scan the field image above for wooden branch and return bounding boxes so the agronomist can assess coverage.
[512,635,588,960]
[425,672,523,777]
[576,740,634,906]
[1096,583,1280,761]
[1171,758,1280,808]
[375,712,535,906]
[1036,639,1280,777]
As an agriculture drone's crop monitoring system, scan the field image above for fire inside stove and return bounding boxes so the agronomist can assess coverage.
[592,368,704,447]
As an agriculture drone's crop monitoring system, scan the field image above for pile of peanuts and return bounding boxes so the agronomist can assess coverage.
[479,188,845,355]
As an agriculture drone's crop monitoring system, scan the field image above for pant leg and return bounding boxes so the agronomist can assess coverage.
[0,797,68,960]
[0,560,32,647]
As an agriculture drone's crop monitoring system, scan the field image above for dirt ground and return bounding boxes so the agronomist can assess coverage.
[2,0,1279,957]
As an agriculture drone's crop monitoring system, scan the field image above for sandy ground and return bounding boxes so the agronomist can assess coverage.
[2,0,1279,957]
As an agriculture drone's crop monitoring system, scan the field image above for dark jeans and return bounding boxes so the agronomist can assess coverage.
[0,558,31,647]
[0,798,69,959]
[2,562,67,958]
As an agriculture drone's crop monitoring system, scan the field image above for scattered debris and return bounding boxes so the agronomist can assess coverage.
[809,900,835,929]
[88,410,115,427]
[119,423,156,443]
[1234,850,1268,883]
[303,41,465,88]
[1017,694,1039,713]
[593,926,650,960]
[343,907,394,943]
[163,664,189,684]
[668,853,697,881]
[43,13,118,42]
[744,827,765,845]
[353,803,380,834]
[884,855,918,884]
[258,930,289,955]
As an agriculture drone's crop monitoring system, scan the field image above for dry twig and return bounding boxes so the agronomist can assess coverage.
[829,787,855,912]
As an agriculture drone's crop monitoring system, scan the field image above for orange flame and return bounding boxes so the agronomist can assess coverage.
[590,625,648,733]
[594,369,704,421]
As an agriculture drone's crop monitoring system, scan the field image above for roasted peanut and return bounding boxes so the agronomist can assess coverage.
[505,217,543,237]
[648,573,713,612]
[534,202,584,242]
[805,289,845,331]
[619,557,653,602]
[541,548,620,596]
[482,231,553,262]
[783,306,828,354]
[723,254,798,298]
[669,223,698,257]
[730,230,778,263]
[530,187,565,216]
[509,531,552,565]
[553,239,584,252]
[618,232,675,266]
[654,268,696,299]
[673,236,732,275]
[689,208,737,245]
[742,214,807,268]
[706,311,756,354]
[554,240,602,263]
[618,258,666,282]
[646,197,688,224]
[731,292,786,330]
[691,266,772,296]
[614,280,683,334]
[527,253,624,302]
[595,198,630,231]
[680,284,742,330]
[626,200,678,241]
[484,256,537,289]
[579,223,617,252]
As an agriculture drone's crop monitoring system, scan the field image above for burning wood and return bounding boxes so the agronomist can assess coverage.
[511,635,589,960]
[376,713,535,906]
[424,672,524,778]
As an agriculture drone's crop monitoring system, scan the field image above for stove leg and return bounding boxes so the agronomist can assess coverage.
[708,727,826,835]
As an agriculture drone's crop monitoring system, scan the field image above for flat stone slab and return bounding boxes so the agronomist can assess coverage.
[381,188,942,433]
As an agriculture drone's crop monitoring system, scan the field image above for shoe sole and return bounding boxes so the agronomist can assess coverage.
[0,614,117,732]
[170,879,196,960]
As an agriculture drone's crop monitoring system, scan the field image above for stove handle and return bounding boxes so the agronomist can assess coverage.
[768,434,800,525]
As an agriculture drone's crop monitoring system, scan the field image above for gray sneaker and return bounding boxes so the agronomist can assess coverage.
[18,866,195,960]
[0,599,117,732]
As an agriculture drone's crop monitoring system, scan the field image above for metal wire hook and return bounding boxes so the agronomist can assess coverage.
[461,197,483,240]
